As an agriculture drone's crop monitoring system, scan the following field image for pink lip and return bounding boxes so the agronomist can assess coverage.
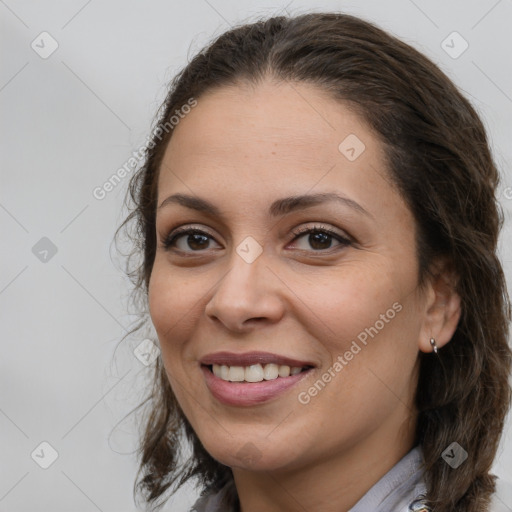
[200,351,315,368]
[201,365,314,406]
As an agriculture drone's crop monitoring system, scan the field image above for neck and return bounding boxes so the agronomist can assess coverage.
[232,410,418,512]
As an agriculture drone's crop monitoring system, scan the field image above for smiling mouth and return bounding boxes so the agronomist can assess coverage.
[204,363,313,383]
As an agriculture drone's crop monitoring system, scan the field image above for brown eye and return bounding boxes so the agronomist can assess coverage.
[289,226,352,252]
[163,228,221,252]
[305,231,334,250]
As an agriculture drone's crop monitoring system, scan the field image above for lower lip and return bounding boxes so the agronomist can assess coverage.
[201,365,313,407]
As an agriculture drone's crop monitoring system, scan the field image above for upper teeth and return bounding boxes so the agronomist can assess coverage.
[212,363,303,382]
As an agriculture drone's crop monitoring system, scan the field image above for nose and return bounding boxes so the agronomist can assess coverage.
[204,249,285,333]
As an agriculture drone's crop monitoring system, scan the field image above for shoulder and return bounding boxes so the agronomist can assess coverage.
[489,476,512,512]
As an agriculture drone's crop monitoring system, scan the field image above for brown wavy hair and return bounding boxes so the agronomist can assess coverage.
[116,11,512,512]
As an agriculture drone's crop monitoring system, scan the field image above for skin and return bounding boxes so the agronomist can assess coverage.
[148,80,461,512]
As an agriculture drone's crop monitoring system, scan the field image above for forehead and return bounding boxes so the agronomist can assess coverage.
[157,81,406,227]
[164,81,374,169]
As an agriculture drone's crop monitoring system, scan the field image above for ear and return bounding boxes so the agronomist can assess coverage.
[418,258,462,354]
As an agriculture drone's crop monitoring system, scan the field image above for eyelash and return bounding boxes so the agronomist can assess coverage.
[161,224,352,254]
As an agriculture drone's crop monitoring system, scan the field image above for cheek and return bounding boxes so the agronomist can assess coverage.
[148,271,174,336]
[147,259,203,346]
[293,296,419,450]
[296,262,404,351]
[147,262,207,403]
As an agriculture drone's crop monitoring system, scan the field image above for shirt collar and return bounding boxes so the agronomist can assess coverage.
[348,444,428,512]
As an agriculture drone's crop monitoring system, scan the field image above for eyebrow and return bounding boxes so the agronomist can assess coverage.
[157,192,373,219]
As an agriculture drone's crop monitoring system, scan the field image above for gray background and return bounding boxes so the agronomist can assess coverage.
[1,0,511,510]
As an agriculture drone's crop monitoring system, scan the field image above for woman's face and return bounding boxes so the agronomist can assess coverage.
[149,81,434,472]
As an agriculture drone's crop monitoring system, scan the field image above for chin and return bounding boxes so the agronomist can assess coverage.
[200,434,303,472]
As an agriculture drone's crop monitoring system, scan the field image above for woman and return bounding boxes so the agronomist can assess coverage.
[118,12,512,512]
